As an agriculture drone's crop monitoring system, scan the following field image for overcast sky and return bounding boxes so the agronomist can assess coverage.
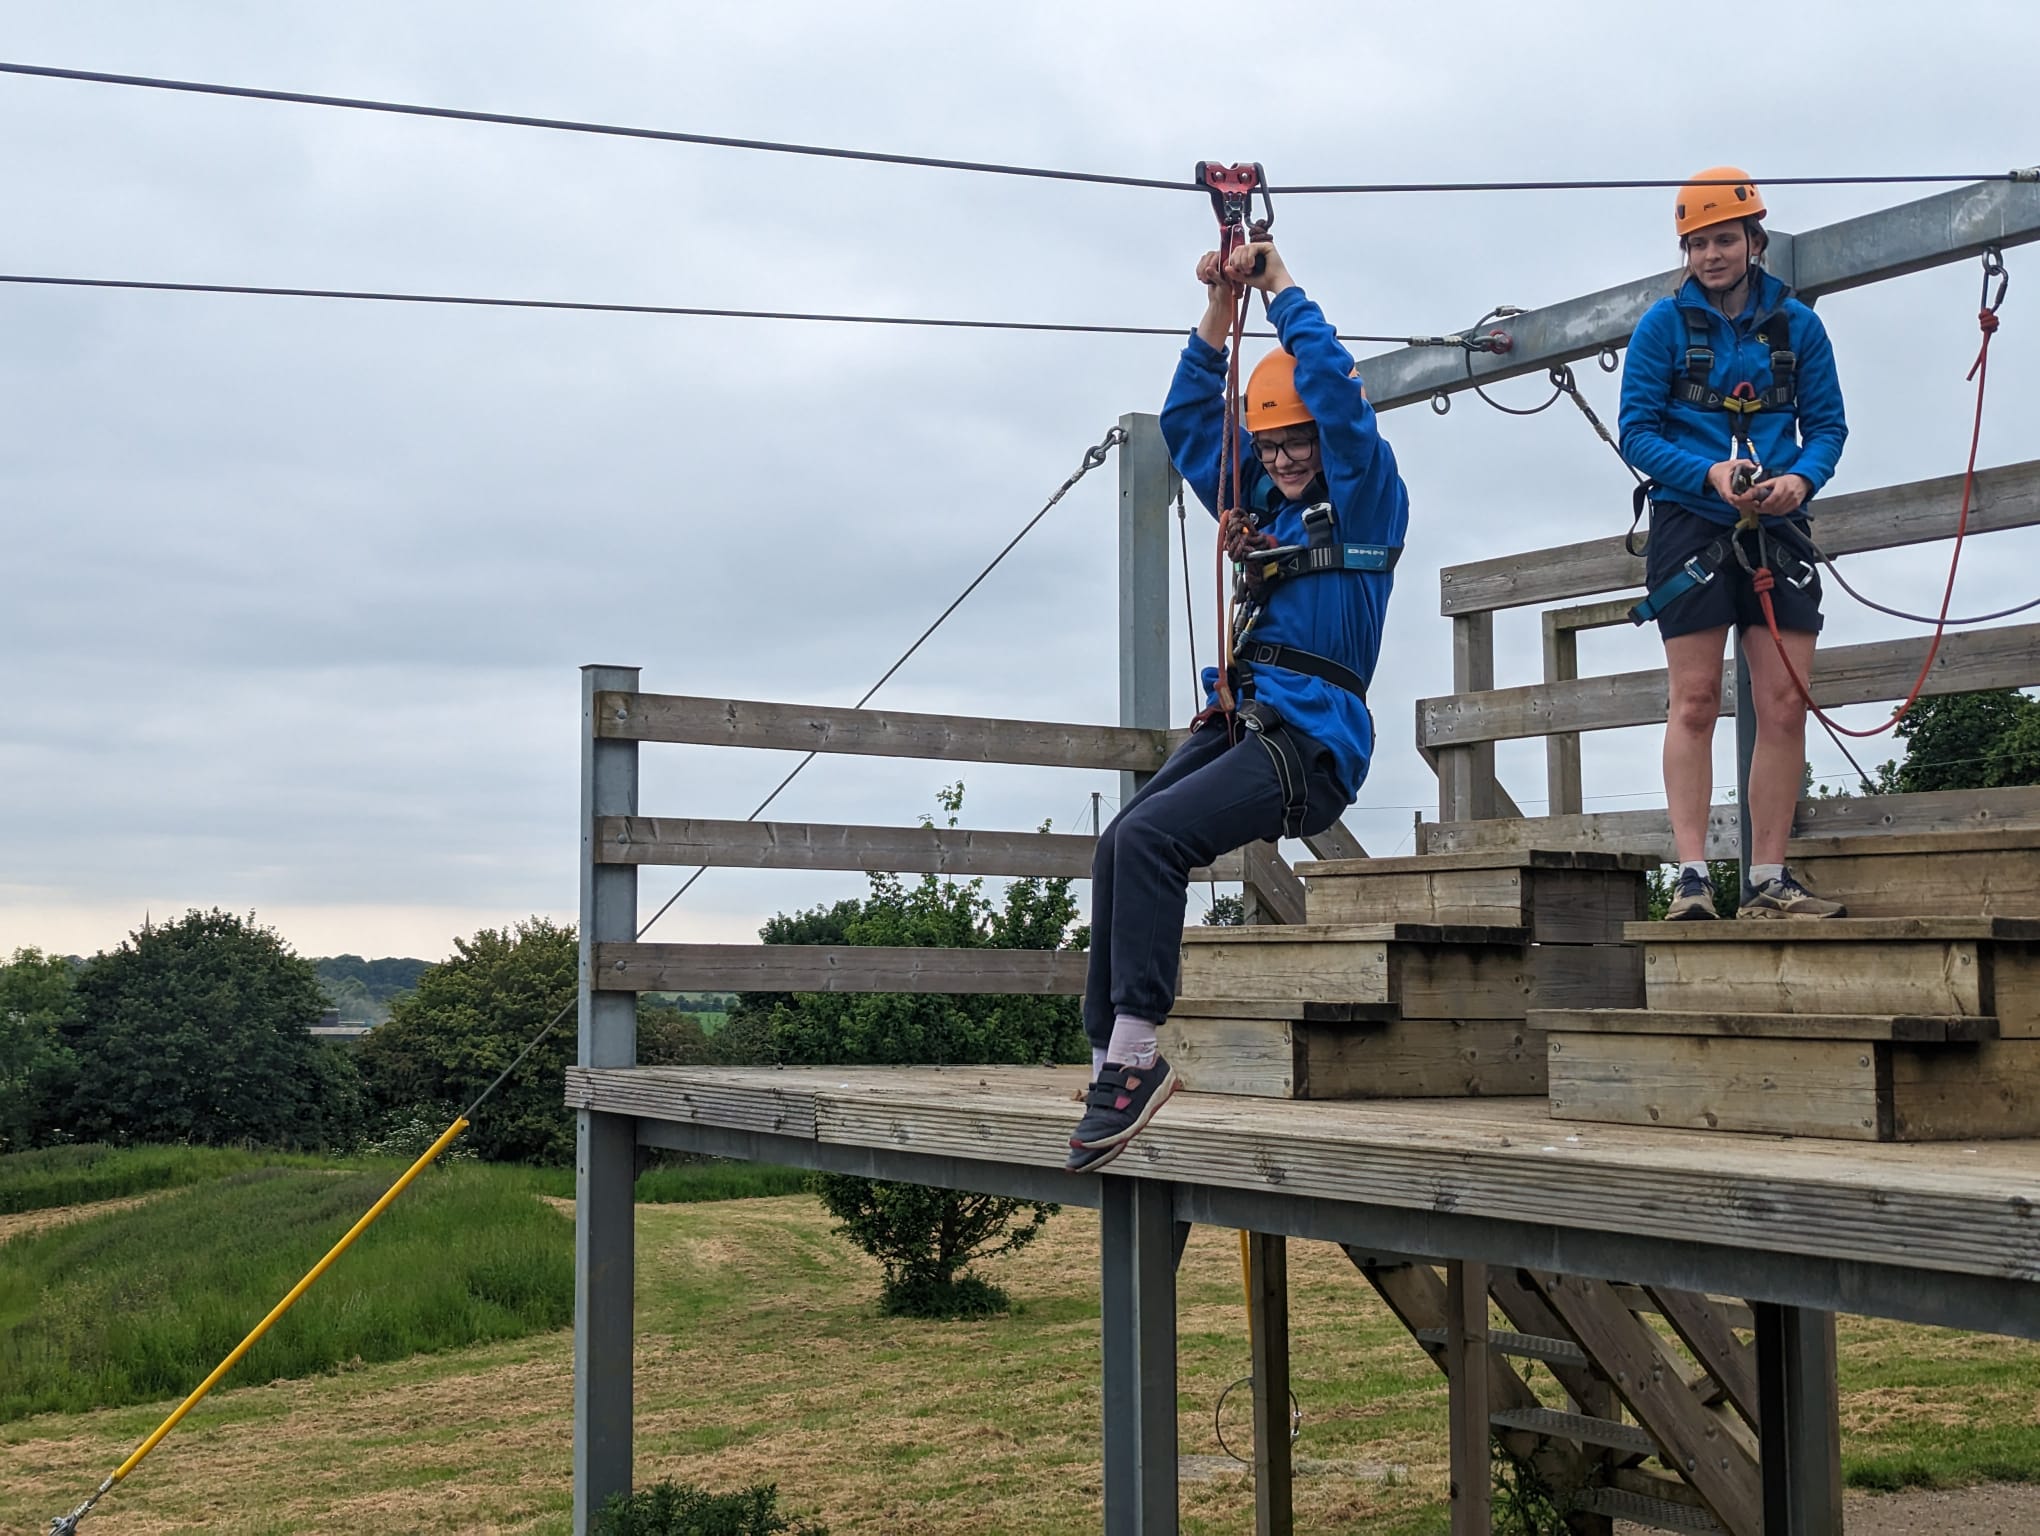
[2,1,2035,962]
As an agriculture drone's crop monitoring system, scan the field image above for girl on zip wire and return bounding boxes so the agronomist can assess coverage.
[1619,168,1851,920]
[1065,235,1411,1171]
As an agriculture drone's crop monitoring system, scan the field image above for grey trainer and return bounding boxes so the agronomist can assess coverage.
[1738,869,1847,920]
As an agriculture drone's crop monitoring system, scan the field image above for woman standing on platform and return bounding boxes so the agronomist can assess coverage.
[1619,168,1850,920]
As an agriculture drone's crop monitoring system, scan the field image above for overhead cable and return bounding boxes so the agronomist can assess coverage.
[1,63,2029,196]
[0,272,1432,345]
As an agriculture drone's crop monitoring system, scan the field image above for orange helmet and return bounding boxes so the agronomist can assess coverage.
[1676,167,1766,239]
[1245,349,1313,432]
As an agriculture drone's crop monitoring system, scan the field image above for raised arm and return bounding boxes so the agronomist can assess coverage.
[1160,249,1255,520]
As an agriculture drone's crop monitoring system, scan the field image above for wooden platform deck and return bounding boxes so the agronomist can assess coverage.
[565,1063,2040,1340]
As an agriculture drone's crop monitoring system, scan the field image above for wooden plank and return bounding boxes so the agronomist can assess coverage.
[1300,1020,1544,1098]
[1544,605,1585,817]
[1241,839,1308,927]
[1638,938,1991,1027]
[1647,1287,1761,1429]
[1422,785,2040,861]
[1301,820,1368,861]
[1528,944,1646,1012]
[1305,866,1531,929]
[1531,1273,1763,1536]
[1446,1261,1493,1536]
[1791,846,2040,920]
[1418,622,2040,749]
[1528,1010,1997,1044]
[1786,828,2040,859]
[1170,998,1400,1024]
[1168,1016,1303,1098]
[595,815,1247,881]
[1297,849,1660,877]
[1628,917,2040,943]
[1991,947,2040,1039]
[1182,922,1533,945]
[1890,1039,2040,1140]
[1548,1033,1892,1140]
[575,1065,2040,1285]
[562,1065,819,1139]
[1437,460,2040,615]
[1179,929,1541,1017]
[594,690,1178,771]
[593,942,1087,995]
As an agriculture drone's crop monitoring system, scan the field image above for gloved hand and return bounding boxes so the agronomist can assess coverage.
[1222,513,1279,601]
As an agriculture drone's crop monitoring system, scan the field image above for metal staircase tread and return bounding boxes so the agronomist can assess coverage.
[1415,1327,1588,1367]
[1579,1485,1725,1533]
[1490,1406,1659,1455]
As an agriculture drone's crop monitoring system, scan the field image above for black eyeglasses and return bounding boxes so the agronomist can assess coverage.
[1253,430,1319,465]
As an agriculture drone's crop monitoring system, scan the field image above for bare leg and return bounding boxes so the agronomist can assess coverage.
[1662,626,1732,864]
[1739,625,1817,867]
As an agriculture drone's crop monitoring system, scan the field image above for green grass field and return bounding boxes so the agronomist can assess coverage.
[1,1151,2035,1534]
[0,1143,341,1214]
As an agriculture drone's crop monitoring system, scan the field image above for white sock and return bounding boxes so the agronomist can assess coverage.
[1106,1014,1160,1068]
[1749,862,1785,886]
[1680,860,1708,881]
[1091,1047,1108,1078]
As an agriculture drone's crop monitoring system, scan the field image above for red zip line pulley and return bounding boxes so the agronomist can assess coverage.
[1195,161,1274,719]
[1751,247,2010,737]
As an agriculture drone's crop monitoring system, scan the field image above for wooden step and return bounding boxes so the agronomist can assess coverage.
[1169,1011,1542,1099]
[1538,1019,2040,1141]
[1296,848,1653,942]
[1178,923,1642,1017]
[1415,1326,1587,1367]
[1787,828,2040,919]
[1489,1406,1658,1456]
[1530,1009,1999,1043]
[1578,1485,1725,1534]
[1625,917,2040,1036]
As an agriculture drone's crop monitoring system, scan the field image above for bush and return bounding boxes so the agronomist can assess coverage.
[595,1481,827,1536]
[56,910,364,1150]
[808,1173,1054,1318]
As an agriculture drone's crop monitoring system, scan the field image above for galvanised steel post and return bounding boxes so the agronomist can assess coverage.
[1100,1176,1179,1534]
[1120,412,1178,805]
[1755,1302,1844,1535]
[575,664,640,1534]
[1735,634,1756,900]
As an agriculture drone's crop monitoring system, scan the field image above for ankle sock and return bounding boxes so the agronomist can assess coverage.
[1091,1047,1107,1079]
[1105,1014,1159,1068]
[1749,862,1785,886]
[1680,860,1708,881]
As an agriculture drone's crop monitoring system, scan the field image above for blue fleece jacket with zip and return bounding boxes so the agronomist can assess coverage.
[1619,270,1848,524]
[1161,285,1410,802]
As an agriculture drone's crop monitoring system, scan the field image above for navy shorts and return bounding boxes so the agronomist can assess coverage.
[1642,502,1825,640]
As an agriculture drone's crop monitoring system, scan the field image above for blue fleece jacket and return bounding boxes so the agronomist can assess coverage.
[1161,285,1410,801]
[1619,270,1848,525]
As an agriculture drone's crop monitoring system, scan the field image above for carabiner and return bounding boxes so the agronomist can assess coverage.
[1982,246,2009,317]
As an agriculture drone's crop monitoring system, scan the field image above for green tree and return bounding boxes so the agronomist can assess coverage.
[60,910,363,1149]
[809,1173,1053,1318]
[1879,689,2040,794]
[0,948,80,1151]
[356,917,707,1165]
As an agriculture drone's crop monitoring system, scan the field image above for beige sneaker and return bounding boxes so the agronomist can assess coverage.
[1664,868,1720,921]
[1738,869,1847,920]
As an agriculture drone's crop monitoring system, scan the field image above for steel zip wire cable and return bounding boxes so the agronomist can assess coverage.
[2,61,2031,194]
[0,273,1420,345]
[45,424,1129,1536]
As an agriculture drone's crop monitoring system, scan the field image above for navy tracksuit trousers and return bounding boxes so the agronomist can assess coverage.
[1081,717,1345,1052]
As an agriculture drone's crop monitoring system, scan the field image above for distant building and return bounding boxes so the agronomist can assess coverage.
[308,1007,373,1041]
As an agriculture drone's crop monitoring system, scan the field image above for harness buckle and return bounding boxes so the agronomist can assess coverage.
[1302,503,1335,544]
[1721,381,1765,416]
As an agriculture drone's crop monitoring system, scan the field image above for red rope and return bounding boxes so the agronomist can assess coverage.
[1754,300,2001,736]
[1213,279,1253,719]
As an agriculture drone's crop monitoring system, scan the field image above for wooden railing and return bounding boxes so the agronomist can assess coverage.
[1418,460,2040,857]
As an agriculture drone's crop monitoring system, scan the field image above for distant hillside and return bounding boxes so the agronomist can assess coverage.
[314,955,431,1026]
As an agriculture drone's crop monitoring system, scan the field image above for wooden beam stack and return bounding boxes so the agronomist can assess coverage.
[1536,910,2040,1141]
[1169,851,1649,1100]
